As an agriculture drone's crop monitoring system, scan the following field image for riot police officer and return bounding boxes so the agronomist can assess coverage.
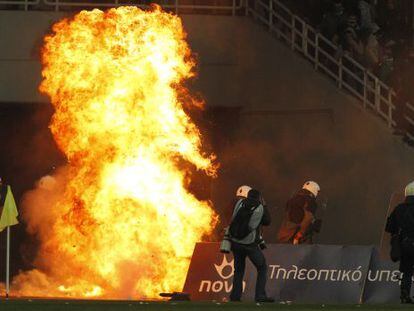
[277,181,322,244]
[386,181,414,303]
[228,188,273,302]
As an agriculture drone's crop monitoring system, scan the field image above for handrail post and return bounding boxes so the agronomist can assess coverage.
[175,0,178,14]
[375,77,380,111]
[363,71,367,108]
[245,0,249,16]
[338,57,343,89]
[291,15,295,50]
[314,33,319,70]
[274,1,281,39]
[302,23,308,54]
[232,0,236,16]
[388,91,393,128]
[24,0,28,11]
[55,0,59,12]
[268,0,273,30]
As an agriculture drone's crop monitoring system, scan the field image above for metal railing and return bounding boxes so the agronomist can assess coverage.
[246,0,398,129]
[0,0,243,14]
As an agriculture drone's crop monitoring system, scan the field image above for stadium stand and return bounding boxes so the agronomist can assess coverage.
[270,0,414,144]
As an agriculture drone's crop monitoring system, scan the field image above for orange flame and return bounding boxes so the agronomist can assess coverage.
[12,6,218,298]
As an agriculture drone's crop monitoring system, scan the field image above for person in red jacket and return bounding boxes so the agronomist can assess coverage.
[277,181,322,244]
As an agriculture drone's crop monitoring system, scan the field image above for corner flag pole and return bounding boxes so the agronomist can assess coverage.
[6,226,10,299]
[1,184,19,298]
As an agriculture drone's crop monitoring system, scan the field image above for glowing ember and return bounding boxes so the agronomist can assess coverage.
[11,6,218,298]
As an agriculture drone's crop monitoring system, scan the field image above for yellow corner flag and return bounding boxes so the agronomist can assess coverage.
[0,185,19,232]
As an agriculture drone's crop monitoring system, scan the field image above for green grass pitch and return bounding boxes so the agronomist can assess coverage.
[1,300,413,311]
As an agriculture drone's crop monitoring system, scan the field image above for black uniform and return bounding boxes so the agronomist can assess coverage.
[277,189,319,244]
[386,196,414,302]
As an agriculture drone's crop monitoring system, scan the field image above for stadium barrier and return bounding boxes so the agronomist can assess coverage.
[184,242,401,303]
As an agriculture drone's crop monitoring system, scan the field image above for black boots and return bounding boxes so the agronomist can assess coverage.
[401,296,414,304]
[255,297,275,303]
[401,291,414,304]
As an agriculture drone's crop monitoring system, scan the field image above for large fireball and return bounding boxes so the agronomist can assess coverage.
[13,6,218,298]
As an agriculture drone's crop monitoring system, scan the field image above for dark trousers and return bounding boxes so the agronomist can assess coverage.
[230,242,267,301]
[400,240,414,297]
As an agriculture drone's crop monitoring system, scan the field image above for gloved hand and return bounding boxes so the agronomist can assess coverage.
[259,240,267,250]
[258,235,267,250]
[293,232,303,245]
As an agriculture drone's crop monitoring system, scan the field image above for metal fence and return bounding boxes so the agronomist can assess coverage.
[246,0,400,130]
[0,0,243,14]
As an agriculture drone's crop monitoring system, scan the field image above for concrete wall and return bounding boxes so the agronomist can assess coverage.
[1,11,414,246]
[0,11,69,102]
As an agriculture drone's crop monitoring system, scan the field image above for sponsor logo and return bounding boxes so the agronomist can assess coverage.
[214,254,234,280]
[199,254,245,294]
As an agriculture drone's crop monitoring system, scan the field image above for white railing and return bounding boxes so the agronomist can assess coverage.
[0,0,243,14]
[246,0,397,129]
